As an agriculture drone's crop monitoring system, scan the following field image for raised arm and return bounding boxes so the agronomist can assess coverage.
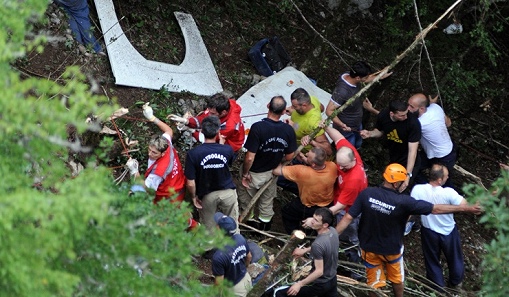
[325,125,345,143]
[363,98,379,115]
[143,102,173,137]
[325,100,348,131]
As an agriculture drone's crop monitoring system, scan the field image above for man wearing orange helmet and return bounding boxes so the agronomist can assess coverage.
[335,163,482,297]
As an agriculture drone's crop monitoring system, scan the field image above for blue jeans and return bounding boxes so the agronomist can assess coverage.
[333,124,362,149]
[57,0,102,53]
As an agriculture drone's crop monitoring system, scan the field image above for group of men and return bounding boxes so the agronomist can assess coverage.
[124,61,482,297]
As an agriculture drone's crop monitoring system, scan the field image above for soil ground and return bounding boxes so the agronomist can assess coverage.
[19,1,508,295]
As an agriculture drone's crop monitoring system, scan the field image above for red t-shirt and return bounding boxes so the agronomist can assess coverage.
[334,139,368,211]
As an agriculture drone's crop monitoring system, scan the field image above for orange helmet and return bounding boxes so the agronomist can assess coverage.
[383,163,407,183]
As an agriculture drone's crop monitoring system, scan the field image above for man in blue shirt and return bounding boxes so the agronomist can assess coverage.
[212,212,252,297]
[336,163,482,297]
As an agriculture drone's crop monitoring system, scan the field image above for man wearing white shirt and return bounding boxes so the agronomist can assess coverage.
[410,164,466,290]
[408,93,456,188]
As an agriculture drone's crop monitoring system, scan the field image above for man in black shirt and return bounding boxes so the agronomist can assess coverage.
[360,100,421,192]
[238,96,297,231]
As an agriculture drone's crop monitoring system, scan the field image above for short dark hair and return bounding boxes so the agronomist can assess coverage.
[389,100,409,113]
[314,207,335,227]
[429,164,446,181]
[208,93,230,114]
[290,88,311,105]
[350,61,372,78]
[269,96,287,115]
[201,115,221,139]
[311,147,327,167]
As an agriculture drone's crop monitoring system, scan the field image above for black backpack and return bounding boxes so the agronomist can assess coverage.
[249,36,292,76]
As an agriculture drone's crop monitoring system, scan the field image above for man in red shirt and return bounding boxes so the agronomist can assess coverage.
[169,93,245,153]
[303,125,368,264]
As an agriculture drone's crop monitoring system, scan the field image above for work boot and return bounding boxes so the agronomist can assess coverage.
[259,220,272,231]
[246,218,261,230]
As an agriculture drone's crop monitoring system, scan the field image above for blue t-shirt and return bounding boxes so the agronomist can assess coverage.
[212,234,250,285]
[244,118,297,173]
[184,143,235,197]
[348,186,433,255]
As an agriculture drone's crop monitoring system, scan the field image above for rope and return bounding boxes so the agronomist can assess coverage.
[110,117,130,159]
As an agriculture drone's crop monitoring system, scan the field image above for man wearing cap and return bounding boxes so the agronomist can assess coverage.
[275,207,339,297]
[185,116,238,232]
[335,163,482,297]
[212,212,252,297]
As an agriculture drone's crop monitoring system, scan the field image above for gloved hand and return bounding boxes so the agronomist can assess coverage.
[167,114,188,124]
[142,102,156,122]
[125,158,139,176]
[130,184,146,193]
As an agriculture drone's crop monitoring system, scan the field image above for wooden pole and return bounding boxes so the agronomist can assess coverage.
[246,230,306,297]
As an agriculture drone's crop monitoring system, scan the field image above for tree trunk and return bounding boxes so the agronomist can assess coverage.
[247,230,306,297]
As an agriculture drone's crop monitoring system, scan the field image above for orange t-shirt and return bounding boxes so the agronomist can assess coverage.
[282,162,338,207]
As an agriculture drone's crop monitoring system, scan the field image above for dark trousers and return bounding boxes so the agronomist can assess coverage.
[275,276,338,297]
[421,225,465,288]
[282,197,332,234]
[416,144,458,189]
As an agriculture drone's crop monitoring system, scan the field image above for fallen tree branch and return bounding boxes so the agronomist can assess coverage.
[454,164,487,190]
[247,230,306,297]
[239,222,288,243]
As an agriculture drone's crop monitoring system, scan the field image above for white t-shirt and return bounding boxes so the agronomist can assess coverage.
[418,103,453,158]
[411,183,464,235]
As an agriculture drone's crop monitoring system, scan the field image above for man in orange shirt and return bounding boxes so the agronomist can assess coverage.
[272,147,338,234]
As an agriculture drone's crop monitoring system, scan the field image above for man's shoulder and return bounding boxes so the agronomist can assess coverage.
[407,113,421,125]
[410,184,430,197]
[376,109,391,123]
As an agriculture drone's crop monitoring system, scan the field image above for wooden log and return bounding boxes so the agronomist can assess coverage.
[247,230,306,297]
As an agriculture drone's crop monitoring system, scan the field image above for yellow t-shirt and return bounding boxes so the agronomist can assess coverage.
[291,95,325,152]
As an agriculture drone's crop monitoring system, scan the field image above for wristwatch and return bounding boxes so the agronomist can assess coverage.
[407,172,413,178]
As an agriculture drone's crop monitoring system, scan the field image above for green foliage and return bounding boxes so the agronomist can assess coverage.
[468,0,506,66]
[463,170,509,296]
[0,1,232,296]
[383,0,417,39]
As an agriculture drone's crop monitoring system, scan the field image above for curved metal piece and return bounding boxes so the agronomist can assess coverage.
[94,0,222,96]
